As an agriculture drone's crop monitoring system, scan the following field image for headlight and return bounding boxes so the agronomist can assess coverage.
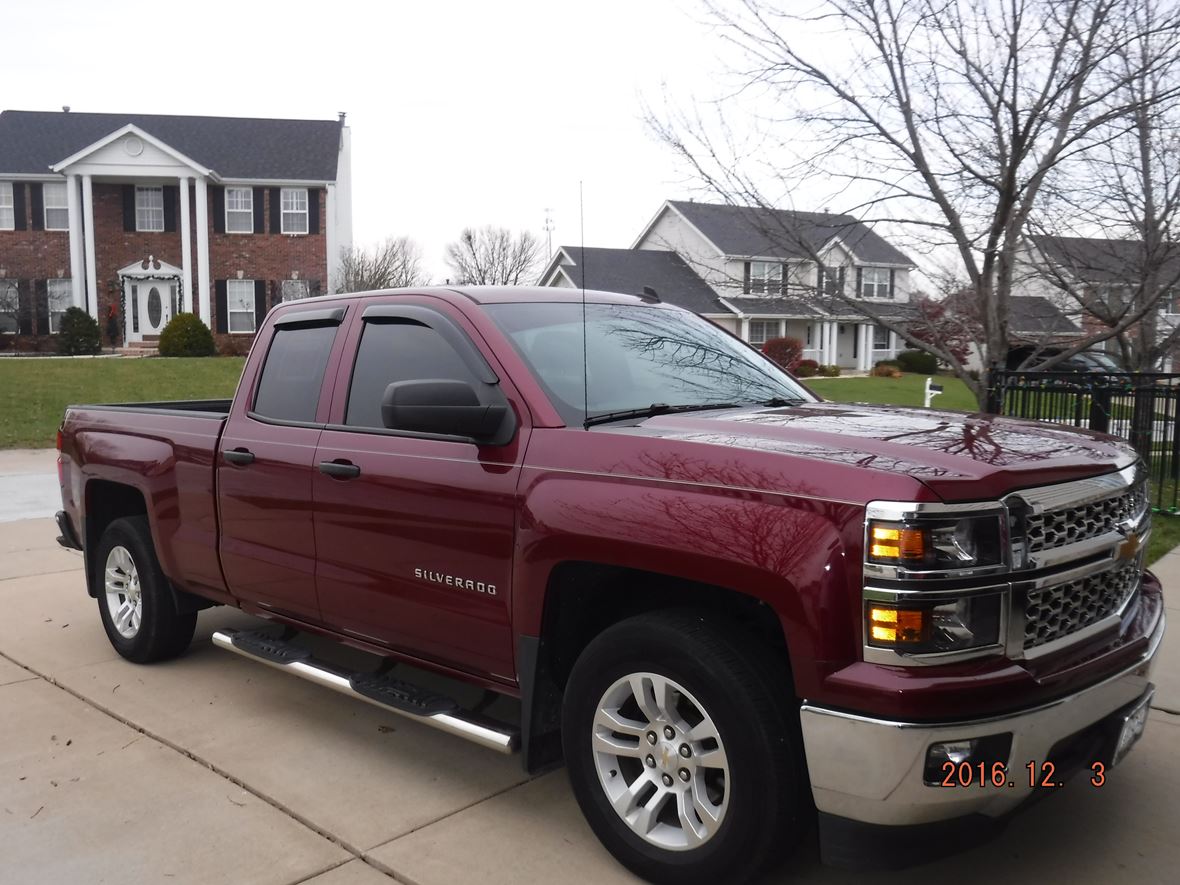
[865,592,1004,655]
[867,514,1004,573]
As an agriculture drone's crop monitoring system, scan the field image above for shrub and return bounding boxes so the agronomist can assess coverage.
[57,307,102,355]
[158,312,215,357]
[795,359,819,377]
[818,364,842,377]
[761,335,805,371]
[897,348,939,374]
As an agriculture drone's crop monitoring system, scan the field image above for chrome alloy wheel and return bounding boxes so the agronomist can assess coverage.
[592,672,730,851]
[104,545,143,639]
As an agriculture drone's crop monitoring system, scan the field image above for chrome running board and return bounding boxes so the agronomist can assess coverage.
[211,629,519,754]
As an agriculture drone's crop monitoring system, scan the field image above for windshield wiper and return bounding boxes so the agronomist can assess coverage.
[584,400,798,428]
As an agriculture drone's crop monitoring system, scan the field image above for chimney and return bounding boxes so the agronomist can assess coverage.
[338,111,347,124]
[62,105,70,113]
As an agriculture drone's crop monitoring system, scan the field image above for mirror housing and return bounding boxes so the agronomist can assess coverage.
[381,380,512,444]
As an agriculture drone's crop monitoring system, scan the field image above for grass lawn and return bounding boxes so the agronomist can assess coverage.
[0,357,245,449]
[807,372,980,411]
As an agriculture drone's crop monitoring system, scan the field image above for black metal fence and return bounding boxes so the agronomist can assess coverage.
[986,371,1180,514]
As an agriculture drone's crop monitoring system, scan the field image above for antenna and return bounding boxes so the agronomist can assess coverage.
[543,208,554,257]
[580,181,589,427]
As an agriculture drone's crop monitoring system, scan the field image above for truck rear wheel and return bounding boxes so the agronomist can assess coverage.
[95,517,197,663]
[562,610,807,884]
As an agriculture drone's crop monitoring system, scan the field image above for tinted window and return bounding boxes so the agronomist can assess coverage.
[252,324,337,422]
[346,320,483,428]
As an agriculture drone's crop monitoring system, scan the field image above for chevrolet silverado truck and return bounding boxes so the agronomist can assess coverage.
[57,287,1164,883]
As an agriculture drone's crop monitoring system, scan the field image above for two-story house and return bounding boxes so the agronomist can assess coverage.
[540,200,916,370]
[0,109,352,350]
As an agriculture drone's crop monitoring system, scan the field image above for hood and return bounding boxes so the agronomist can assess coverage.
[605,402,1136,502]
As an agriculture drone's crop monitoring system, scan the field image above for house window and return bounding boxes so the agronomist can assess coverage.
[819,265,845,296]
[0,281,18,333]
[225,187,254,233]
[281,279,310,302]
[1165,290,1180,315]
[280,188,308,234]
[47,279,72,332]
[862,267,892,299]
[135,186,164,232]
[227,279,257,333]
[872,324,890,350]
[749,320,780,347]
[43,182,69,230]
[0,182,13,229]
[747,261,782,295]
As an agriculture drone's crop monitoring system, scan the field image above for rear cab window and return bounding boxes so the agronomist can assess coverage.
[252,319,341,423]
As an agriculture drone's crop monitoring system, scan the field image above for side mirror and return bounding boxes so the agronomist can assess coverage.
[381,379,511,443]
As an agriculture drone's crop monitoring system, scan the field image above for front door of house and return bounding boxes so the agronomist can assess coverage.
[126,279,175,341]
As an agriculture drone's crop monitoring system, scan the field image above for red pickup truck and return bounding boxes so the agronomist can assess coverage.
[57,287,1163,883]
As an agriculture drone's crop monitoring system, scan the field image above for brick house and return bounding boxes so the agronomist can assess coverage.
[0,109,352,350]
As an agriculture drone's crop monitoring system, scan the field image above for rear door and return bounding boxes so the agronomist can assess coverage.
[311,297,528,682]
[217,305,349,622]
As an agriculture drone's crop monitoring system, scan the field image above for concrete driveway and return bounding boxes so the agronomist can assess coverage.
[1,510,1177,883]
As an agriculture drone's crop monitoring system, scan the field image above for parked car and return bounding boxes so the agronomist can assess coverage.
[1006,346,1123,373]
[57,287,1163,884]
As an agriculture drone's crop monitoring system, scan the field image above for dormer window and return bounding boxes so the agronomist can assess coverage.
[745,261,782,295]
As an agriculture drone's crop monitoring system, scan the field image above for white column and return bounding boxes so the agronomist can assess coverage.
[81,175,98,320]
[740,316,750,343]
[325,182,337,294]
[821,322,833,365]
[178,176,192,313]
[811,321,823,361]
[65,174,84,309]
[194,176,211,327]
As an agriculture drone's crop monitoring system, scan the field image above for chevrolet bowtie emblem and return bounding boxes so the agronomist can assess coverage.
[1117,531,1143,562]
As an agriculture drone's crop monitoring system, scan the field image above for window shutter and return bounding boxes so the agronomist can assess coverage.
[254,280,267,329]
[215,280,228,334]
[252,187,265,234]
[856,267,864,298]
[307,189,320,234]
[16,281,33,334]
[120,185,135,232]
[34,280,49,335]
[269,187,281,234]
[817,264,825,295]
[742,261,751,294]
[310,279,322,297]
[13,183,27,231]
[780,263,787,296]
[837,267,846,296]
[211,187,225,234]
[888,268,896,299]
[30,184,44,231]
[163,186,178,232]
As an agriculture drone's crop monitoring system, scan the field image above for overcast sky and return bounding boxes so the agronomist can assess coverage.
[1,0,742,280]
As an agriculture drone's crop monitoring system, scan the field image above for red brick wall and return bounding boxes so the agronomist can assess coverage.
[3,180,329,348]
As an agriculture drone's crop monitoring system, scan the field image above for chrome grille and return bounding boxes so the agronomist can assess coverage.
[1023,561,1140,649]
[1025,481,1148,553]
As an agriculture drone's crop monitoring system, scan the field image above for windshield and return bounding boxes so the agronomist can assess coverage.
[485,302,815,425]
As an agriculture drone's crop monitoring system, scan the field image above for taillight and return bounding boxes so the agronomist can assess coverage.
[56,428,64,485]
[56,429,63,451]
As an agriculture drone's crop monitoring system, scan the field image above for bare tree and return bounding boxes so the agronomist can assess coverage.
[337,237,428,293]
[444,226,544,286]
[649,0,1180,400]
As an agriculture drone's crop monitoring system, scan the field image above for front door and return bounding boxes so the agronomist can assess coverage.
[126,279,174,341]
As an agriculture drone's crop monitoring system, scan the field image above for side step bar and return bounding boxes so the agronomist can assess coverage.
[211,629,519,754]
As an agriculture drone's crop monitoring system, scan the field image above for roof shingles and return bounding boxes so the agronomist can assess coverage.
[0,110,341,180]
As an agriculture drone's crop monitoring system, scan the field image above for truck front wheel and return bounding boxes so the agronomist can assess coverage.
[562,611,807,884]
[95,516,197,663]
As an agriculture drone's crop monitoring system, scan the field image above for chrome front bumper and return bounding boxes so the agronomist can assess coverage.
[800,609,1164,827]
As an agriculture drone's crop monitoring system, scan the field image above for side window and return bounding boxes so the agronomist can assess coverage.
[346,320,482,429]
[252,324,338,422]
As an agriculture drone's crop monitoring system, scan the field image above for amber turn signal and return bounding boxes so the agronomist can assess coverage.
[867,604,929,645]
[868,521,926,562]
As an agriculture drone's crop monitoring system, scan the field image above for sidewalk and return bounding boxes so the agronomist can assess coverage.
[0,448,59,523]
[0,453,1176,883]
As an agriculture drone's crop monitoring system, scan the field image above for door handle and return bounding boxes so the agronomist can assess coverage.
[319,459,361,479]
[223,448,255,466]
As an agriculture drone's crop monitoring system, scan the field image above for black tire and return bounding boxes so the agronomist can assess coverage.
[562,610,808,885]
[94,516,197,663]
